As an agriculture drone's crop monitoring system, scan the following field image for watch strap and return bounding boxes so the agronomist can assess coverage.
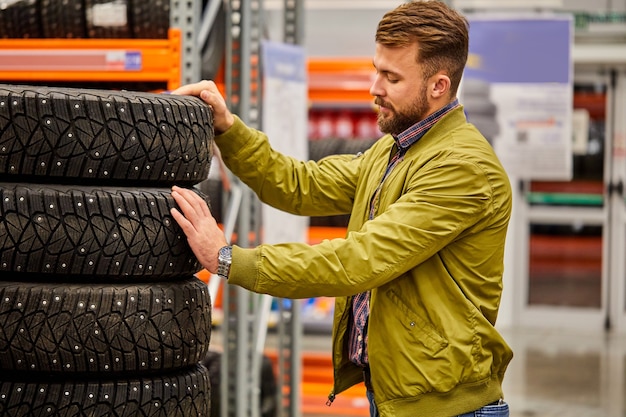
[217,245,232,279]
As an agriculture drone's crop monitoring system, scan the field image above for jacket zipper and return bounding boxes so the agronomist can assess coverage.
[326,391,336,406]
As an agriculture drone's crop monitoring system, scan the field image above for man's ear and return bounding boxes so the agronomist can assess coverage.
[431,73,451,99]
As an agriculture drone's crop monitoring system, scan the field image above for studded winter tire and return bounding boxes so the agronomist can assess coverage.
[0,0,41,39]
[131,0,170,39]
[0,277,211,374]
[41,0,87,38]
[0,183,205,279]
[0,83,213,186]
[84,0,132,39]
[0,364,211,417]
[199,178,223,224]
[308,138,343,162]
[201,350,277,417]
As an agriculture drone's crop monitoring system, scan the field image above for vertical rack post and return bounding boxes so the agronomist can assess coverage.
[274,2,305,417]
[170,0,202,85]
[221,0,309,416]
[222,1,265,417]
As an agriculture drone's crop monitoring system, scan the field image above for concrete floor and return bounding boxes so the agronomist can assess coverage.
[213,325,626,417]
[497,326,624,417]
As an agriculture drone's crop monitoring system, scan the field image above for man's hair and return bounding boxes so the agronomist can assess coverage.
[375,0,469,98]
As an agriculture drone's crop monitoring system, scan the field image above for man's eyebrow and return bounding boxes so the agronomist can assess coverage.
[372,60,401,78]
[380,68,401,78]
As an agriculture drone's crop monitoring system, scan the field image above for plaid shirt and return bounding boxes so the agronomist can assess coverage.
[348,99,461,367]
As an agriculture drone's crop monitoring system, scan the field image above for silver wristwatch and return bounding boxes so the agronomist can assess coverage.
[217,245,232,279]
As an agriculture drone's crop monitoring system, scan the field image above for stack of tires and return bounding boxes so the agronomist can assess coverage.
[0,0,170,39]
[0,84,214,416]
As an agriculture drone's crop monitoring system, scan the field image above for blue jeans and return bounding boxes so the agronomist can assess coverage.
[366,390,379,417]
[456,401,509,417]
[366,390,509,417]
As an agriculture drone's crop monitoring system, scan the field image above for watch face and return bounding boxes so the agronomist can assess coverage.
[217,246,232,278]
[219,246,232,259]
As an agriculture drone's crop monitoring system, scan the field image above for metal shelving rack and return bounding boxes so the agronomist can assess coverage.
[220,0,266,415]
[0,0,202,90]
[0,32,181,89]
[275,3,305,417]
[171,0,203,86]
[0,0,307,414]
[220,1,305,416]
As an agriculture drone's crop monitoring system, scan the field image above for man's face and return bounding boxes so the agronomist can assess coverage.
[370,43,432,135]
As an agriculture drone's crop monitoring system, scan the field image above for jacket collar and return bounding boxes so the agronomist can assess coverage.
[393,99,461,152]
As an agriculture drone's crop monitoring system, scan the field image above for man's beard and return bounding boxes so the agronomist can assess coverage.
[376,90,429,135]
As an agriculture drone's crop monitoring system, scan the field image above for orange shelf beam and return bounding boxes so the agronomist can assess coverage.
[307,57,375,106]
[0,28,181,90]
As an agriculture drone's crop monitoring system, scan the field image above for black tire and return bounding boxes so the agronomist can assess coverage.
[201,350,277,417]
[0,364,211,417]
[336,137,376,156]
[0,183,204,279]
[41,0,88,38]
[308,138,343,162]
[201,350,221,417]
[259,354,278,417]
[0,83,213,186]
[0,0,42,38]
[198,178,223,224]
[309,213,350,228]
[130,0,170,39]
[200,0,226,80]
[0,277,211,374]
[84,0,131,38]
[308,138,375,227]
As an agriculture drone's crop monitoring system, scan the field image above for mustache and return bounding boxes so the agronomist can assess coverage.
[374,97,392,110]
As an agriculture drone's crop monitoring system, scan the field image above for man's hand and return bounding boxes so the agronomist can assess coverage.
[170,186,229,274]
[171,80,235,135]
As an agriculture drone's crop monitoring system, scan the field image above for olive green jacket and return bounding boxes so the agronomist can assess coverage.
[216,106,513,417]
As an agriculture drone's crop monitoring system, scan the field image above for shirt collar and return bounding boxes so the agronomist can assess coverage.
[394,98,460,151]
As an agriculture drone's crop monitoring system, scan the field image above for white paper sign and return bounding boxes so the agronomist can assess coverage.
[261,41,309,244]
[462,14,573,180]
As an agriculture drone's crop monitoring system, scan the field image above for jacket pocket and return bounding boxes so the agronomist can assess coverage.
[386,289,449,354]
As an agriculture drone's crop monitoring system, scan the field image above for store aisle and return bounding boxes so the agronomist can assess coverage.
[496,326,624,417]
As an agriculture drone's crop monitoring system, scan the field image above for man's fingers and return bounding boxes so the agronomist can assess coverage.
[170,207,204,244]
[170,206,191,230]
[193,190,213,218]
[199,89,222,110]
[170,81,233,134]
[171,80,215,97]
[171,189,196,220]
[172,186,212,218]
